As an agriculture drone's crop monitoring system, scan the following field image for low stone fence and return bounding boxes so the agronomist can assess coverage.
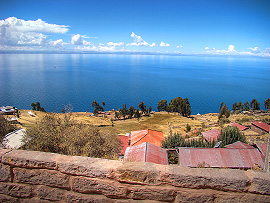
[0,148,269,202]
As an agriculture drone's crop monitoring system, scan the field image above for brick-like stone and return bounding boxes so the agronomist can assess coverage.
[132,186,176,202]
[0,182,33,198]
[57,154,122,178]
[0,148,12,162]
[2,150,57,169]
[246,170,270,195]
[215,192,270,203]
[0,194,19,203]
[67,192,114,203]
[20,197,52,203]
[175,188,215,203]
[71,176,128,198]
[116,200,161,203]
[13,168,69,189]
[117,161,166,184]
[36,185,65,201]
[0,163,11,182]
[164,166,249,192]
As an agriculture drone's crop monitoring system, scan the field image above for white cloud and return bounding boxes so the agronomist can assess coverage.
[71,34,93,46]
[247,47,261,54]
[107,42,124,46]
[228,44,236,52]
[0,17,69,46]
[126,32,156,47]
[160,41,170,47]
[205,47,209,50]
[177,45,183,48]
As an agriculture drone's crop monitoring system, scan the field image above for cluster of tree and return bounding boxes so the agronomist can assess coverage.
[31,102,46,112]
[157,97,191,117]
[114,101,152,120]
[162,133,216,149]
[0,114,17,143]
[162,125,247,150]
[232,99,261,113]
[22,113,121,159]
[265,98,270,109]
[92,100,105,114]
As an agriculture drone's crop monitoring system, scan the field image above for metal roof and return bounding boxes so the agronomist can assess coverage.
[256,143,267,156]
[251,121,269,132]
[124,142,168,165]
[2,129,26,149]
[130,129,164,147]
[201,129,221,142]
[224,141,254,149]
[230,122,248,131]
[178,147,264,168]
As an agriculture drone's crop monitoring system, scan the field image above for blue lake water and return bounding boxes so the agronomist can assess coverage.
[0,54,269,114]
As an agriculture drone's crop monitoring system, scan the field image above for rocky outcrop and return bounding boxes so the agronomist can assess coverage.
[0,148,269,202]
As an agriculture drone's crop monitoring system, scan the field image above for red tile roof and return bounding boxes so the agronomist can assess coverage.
[178,148,264,168]
[251,121,270,132]
[230,122,248,131]
[201,129,221,142]
[224,141,254,149]
[118,135,130,156]
[130,129,164,147]
[124,142,168,165]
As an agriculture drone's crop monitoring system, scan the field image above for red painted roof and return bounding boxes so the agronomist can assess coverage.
[251,121,270,132]
[118,135,130,156]
[201,129,221,142]
[124,142,168,165]
[130,129,164,147]
[224,141,254,149]
[178,148,264,168]
[256,143,267,156]
[230,122,248,131]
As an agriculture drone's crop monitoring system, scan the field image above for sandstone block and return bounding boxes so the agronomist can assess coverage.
[20,197,52,203]
[0,194,19,203]
[0,182,33,198]
[66,192,114,203]
[13,168,69,189]
[215,193,270,203]
[57,155,122,178]
[71,176,128,198]
[0,163,11,182]
[0,148,12,162]
[116,161,166,184]
[164,166,249,192]
[132,186,176,202]
[2,150,57,169]
[246,170,270,195]
[175,188,215,203]
[36,185,65,201]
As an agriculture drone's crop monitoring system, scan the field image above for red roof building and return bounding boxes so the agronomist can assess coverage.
[130,129,164,147]
[124,142,168,165]
[201,129,221,142]
[230,122,248,131]
[224,141,254,149]
[118,135,130,156]
[256,143,268,156]
[178,147,264,169]
[251,121,269,135]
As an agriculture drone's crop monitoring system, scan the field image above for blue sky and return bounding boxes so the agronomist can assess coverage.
[0,0,269,56]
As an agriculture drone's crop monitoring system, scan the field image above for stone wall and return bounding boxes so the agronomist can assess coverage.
[0,147,270,202]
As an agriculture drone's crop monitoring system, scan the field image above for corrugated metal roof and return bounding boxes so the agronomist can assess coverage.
[178,147,264,168]
[251,121,269,132]
[256,143,267,156]
[2,129,26,149]
[230,122,248,131]
[118,135,130,156]
[201,129,221,142]
[224,141,254,149]
[130,129,164,147]
[124,142,168,165]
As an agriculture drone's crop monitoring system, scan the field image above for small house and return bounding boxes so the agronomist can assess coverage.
[251,121,269,135]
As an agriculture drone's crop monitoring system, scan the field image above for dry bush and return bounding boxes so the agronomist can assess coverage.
[23,113,121,159]
[0,114,16,142]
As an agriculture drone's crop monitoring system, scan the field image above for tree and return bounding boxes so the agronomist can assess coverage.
[238,101,244,111]
[31,102,46,112]
[265,98,270,109]
[138,102,146,114]
[102,101,105,107]
[23,113,121,159]
[232,102,238,112]
[127,106,135,119]
[218,102,230,119]
[134,109,141,120]
[120,104,127,119]
[250,99,260,110]
[0,114,16,143]
[218,126,246,147]
[148,106,152,113]
[167,97,191,117]
[244,101,250,111]
[92,100,99,108]
[157,100,168,112]
[185,124,191,132]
